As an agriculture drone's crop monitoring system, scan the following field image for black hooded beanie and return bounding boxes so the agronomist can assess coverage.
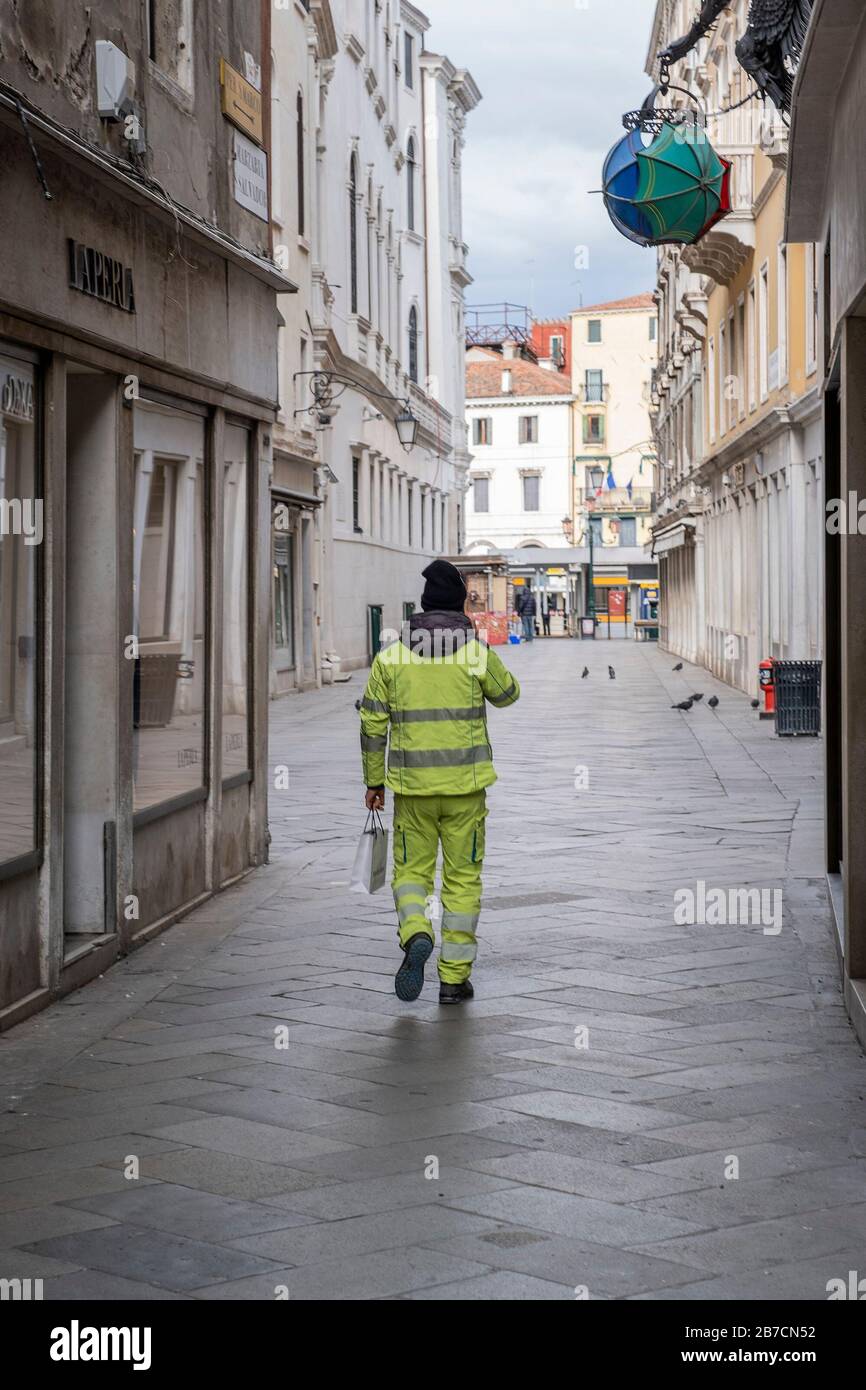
[406,560,472,649]
[420,559,467,613]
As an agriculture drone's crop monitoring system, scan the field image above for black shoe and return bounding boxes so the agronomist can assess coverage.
[395,933,434,1002]
[439,980,474,1005]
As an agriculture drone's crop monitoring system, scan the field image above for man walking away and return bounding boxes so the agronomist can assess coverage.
[359,560,520,1004]
[516,584,536,642]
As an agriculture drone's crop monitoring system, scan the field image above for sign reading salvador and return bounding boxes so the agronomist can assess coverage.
[233,130,269,222]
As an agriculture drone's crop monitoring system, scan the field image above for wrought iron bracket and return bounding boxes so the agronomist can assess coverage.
[292,370,410,423]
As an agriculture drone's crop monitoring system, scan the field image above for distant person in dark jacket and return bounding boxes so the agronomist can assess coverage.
[516,586,536,643]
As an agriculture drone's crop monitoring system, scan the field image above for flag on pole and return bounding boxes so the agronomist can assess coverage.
[606,464,616,490]
[626,477,634,500]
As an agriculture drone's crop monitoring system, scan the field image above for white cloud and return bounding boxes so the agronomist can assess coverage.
[425,0,659,315]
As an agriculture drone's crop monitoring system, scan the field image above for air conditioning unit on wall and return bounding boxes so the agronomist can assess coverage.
[95,40,136,121]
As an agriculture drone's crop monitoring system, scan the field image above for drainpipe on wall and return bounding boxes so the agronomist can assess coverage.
[262,0,273,259]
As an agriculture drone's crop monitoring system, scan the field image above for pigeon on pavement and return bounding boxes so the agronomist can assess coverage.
[582,666,589,679]
[672,662,683,671]
[608,666,616,679]
[751,698,760,708]
[691,693,704,702]
[708,695,719,709]
[672,699,694,711]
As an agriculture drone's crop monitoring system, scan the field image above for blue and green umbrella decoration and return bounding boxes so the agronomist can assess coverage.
[601,87,732,249]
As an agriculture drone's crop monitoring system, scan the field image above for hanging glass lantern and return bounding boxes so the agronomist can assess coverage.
[602,129,657,246]
[601,84,732,248]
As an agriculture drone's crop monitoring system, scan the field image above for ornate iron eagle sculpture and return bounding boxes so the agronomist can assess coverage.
[659,0,814,117]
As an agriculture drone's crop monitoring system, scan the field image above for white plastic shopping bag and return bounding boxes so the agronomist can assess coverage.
[349,810,389,894]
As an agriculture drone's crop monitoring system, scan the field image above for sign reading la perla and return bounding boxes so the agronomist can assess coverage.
[232,130,268,222]
[68,239,136,312]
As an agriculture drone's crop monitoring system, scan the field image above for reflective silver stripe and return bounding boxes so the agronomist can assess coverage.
[361,734,388,751]
[389,745,491,769]
[390,706,485,724]
[397,899,429,924]
[394,882,428,902]
[440,941,478,962]
[487,680,517,706]
[361,697,390,714]
[441,911,479,932]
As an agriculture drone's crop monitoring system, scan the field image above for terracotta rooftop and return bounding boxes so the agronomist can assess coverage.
[573,292,656,315]
[466,358,573,399]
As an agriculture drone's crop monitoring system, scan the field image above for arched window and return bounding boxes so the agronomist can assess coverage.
[408,305,419,383]
[407,136,416,231]
[349,155,358,314]
[296,93,305,237]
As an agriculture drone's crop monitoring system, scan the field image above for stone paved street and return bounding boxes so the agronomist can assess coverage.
[1,640,865,1300]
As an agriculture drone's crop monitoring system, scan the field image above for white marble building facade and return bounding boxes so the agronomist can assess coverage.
[271,1,480,677]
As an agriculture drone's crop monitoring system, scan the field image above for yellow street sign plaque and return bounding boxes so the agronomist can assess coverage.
[220,58,263,144]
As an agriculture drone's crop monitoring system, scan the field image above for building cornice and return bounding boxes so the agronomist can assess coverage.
[419,52,456,85]
[401,1,432,33]
[418,49,482,112]
[466,394,574,408]
[310,0,339,59]
[695,406,794,476]
[788,382,823,426]
[448,68,482,112]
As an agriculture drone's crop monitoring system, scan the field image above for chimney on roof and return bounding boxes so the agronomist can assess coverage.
[502,340,520,360]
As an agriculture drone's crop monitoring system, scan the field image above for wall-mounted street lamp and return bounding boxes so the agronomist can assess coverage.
[395,406,419,453]
[294,370,419,453]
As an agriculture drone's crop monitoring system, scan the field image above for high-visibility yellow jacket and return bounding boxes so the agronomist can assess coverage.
[359,613,520,796]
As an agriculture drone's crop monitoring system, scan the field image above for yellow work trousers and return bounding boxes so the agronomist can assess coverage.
[392,790,487,984]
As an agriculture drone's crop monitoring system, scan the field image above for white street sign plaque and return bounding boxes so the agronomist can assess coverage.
[233,130,268,222]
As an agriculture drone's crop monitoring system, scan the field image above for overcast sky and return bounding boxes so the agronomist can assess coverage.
[425,0,659,319]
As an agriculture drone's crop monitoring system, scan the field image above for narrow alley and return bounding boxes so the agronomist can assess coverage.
[1,641,863,1301]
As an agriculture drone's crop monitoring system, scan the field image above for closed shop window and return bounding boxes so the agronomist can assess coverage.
[132,400,207,812]
[223,423,251,779]
[273,521,295,672]
[0,352,39,868]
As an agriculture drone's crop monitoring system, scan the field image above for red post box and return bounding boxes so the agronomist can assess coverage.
[759,657,775,719]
